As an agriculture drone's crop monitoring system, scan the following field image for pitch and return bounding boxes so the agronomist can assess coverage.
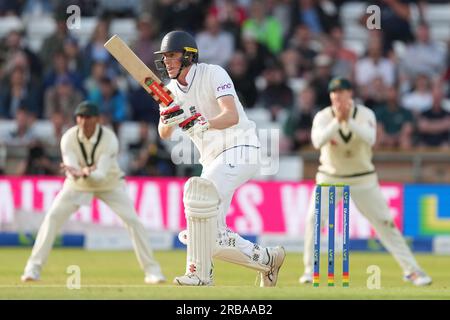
[1,248,449,299]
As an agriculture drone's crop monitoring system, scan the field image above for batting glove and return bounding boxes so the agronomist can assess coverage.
[160,103,186,127]
[179,113,209,137]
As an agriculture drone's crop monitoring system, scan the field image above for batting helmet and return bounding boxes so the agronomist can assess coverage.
[154,31,198,79]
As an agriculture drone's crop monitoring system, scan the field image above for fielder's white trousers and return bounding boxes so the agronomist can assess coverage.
[201,146,261,258]
[24,181,163,276]
[303,173,422,275]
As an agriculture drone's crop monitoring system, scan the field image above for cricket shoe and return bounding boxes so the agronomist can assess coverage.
[21,266,40,282]
[259,246,286,287]
[144,272,166,284]
[299,272,313,284]
[403,270,432,286]
[173,273,213,286]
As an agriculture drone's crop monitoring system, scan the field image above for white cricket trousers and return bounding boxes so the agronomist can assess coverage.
[24,181,162,276]
[303,173,422,275]
[201,146,261,258]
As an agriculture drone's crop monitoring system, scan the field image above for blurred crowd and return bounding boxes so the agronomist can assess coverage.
[0,0,449,177]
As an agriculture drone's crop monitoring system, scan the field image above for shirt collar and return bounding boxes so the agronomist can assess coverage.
[178,63,197,88]
[78,124,100,144]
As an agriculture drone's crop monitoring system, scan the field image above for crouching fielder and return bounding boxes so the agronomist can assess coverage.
[299,77,431,286]
[21,101,166,284]
[155,30,285,286]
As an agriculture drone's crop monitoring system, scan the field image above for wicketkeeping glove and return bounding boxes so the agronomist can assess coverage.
[160,103,186,126]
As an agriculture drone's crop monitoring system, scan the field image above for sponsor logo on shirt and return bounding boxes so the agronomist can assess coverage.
[217,83,233,92]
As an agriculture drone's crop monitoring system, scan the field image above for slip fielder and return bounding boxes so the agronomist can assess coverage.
[299,77,432,286]
[21,101,166,284]
[155,30,285,286]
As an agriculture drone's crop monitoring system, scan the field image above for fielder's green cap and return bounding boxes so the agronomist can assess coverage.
[74,101,99,117]
[328,77,352,92]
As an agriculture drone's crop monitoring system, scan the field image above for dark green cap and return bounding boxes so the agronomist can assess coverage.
[328,77,352,92]
[74,101,99,117]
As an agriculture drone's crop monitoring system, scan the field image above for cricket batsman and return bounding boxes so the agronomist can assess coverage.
[154,30,285,286]
[21,101,166,284]
[299,77,432,286]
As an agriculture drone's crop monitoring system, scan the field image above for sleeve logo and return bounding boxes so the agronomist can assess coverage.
[217,83,233,91]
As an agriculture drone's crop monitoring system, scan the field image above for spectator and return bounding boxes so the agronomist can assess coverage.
[375,86,414,150]
[416,86,450,149]
[132,13,161,73]
[242,0,283,54]
[400,22,447,82]
[209,0,247,26]
[286,24,318,77]
[360,77,389,110]
[196,13,234,67]
[5,107,38,147]
[321,36,353,80]
[43,51,84,94]
[156,0,206,34]
[82,18,117,79]
[290,0,340,35]
[3,29,42,82]
[308,54,333,109]
[259,62,294,121]
[63,37,84,74]
[83,61,107,98]
[0,1,24,15]
[279,48,302,79]
[361,0,415,53]
[2,51,44,116]
[227,51,258,108]
[240,30,275,80]
[23,110,66,175]
[16,142,60,175]
[40,12,72,73]
[208,0,247,46]
[329,25,358,67]
[45,111,68,149]
[140,0,158,18]
[282,85,317,152]
[43,75,84,123]
[21,0,54,20]
[355,37,395,90]
[0,66,40,119]
[88,75,128,127]
[268,0,292,38]
[128,122,175,176]
[329,25,358,80]
[401,74,433,116]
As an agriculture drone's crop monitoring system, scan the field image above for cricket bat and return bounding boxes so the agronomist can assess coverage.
[104,34,174,107]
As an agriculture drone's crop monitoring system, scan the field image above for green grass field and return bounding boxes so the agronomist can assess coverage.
[1,248,449,299]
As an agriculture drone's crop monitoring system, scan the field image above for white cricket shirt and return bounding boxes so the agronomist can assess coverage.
[311,103,377,178]
[166,63,260,166]
[61,124,124,192]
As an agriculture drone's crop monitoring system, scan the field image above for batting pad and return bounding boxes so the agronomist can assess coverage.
[184,177,219,283]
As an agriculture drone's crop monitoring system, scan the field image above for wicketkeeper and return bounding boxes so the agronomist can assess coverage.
[300,77,432,286]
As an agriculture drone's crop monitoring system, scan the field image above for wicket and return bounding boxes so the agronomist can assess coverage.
[313,183,350,287]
